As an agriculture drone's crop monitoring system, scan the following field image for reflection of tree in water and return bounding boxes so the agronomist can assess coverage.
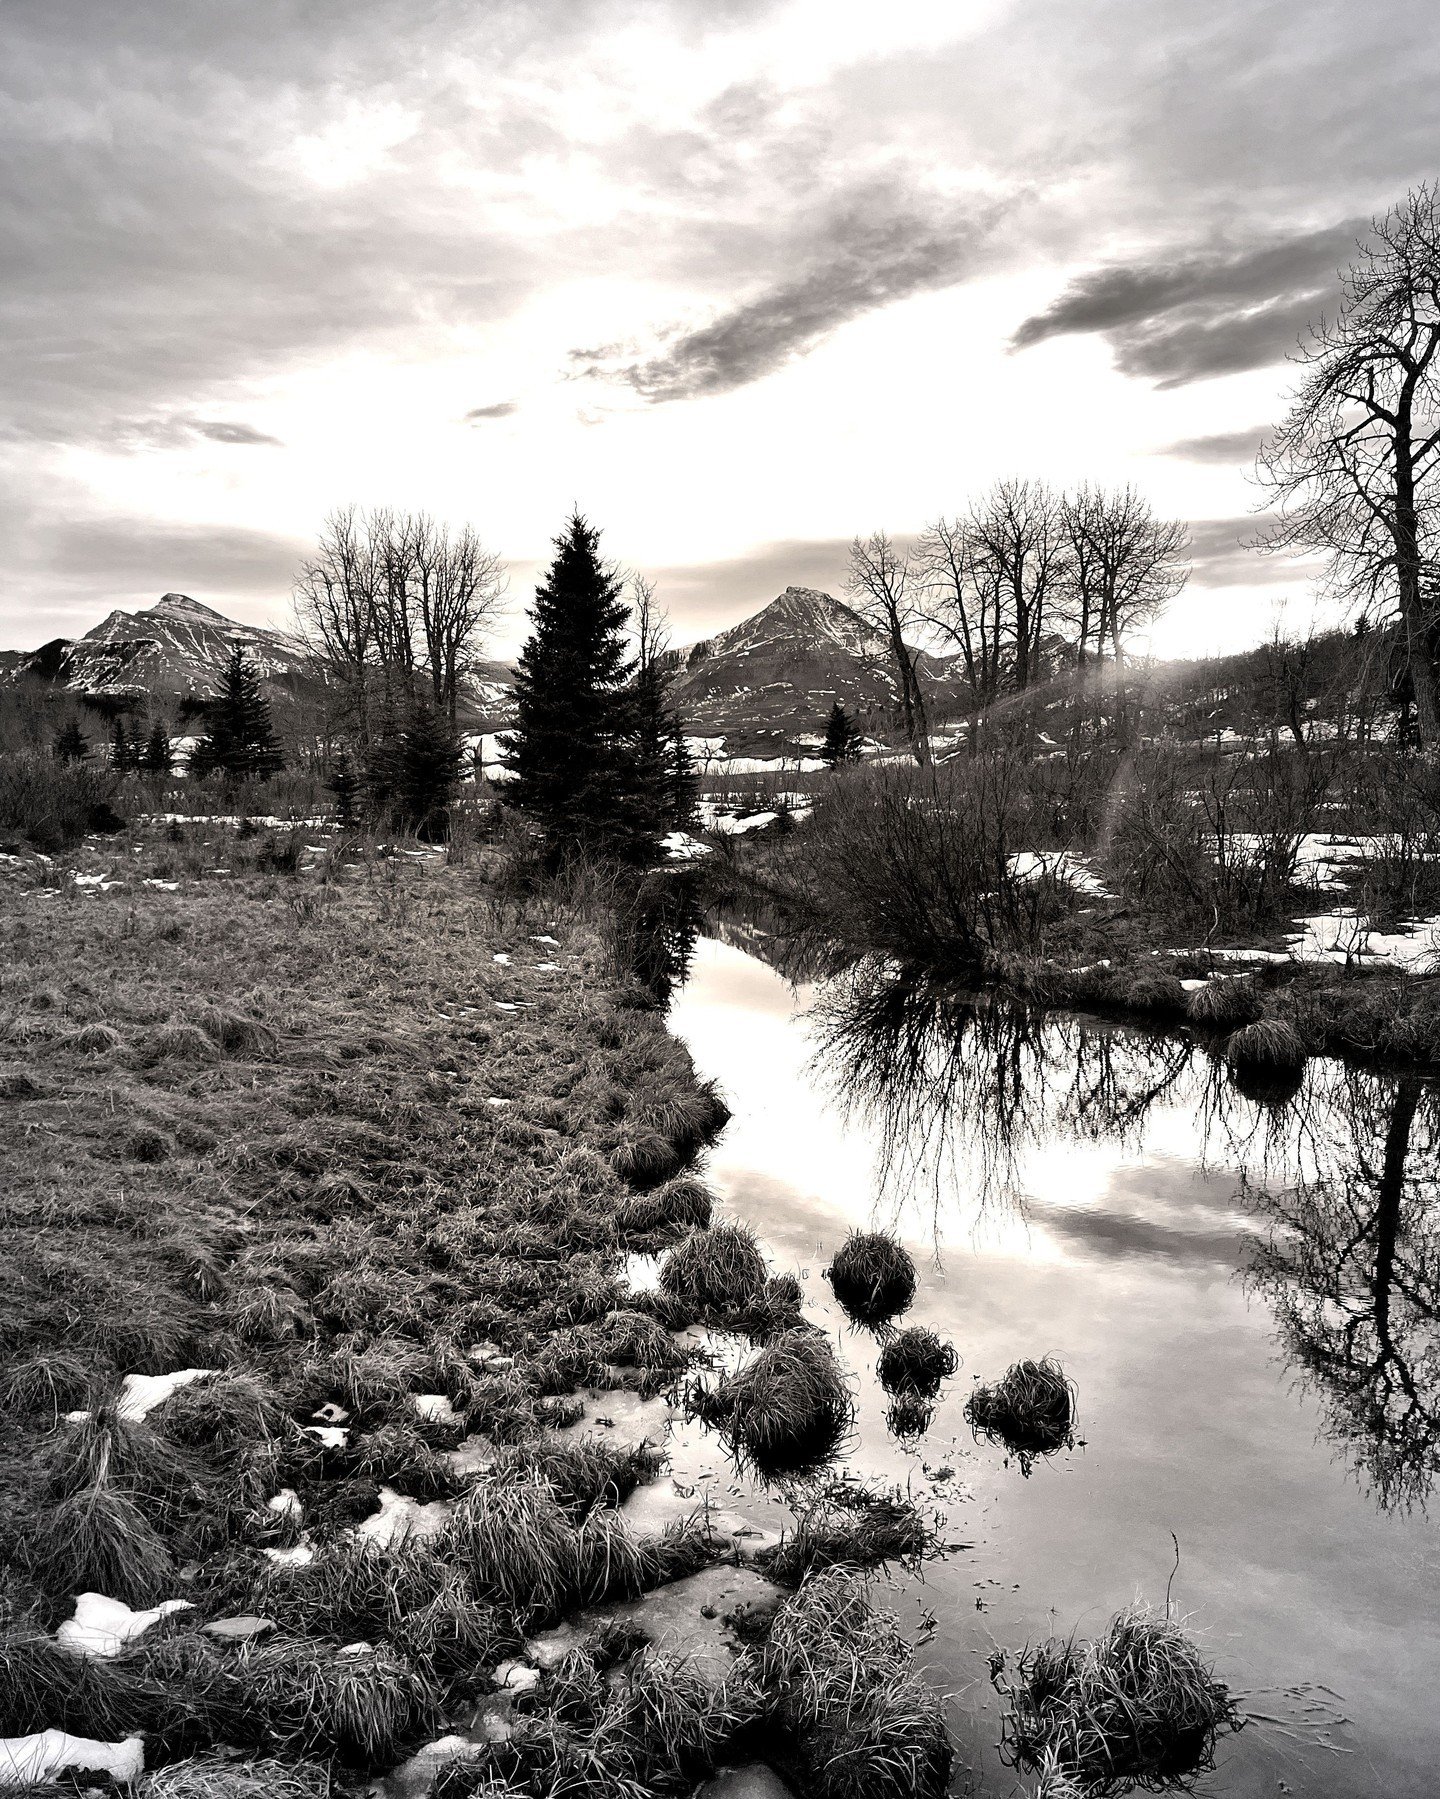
[809,958,1440,1510]
[808,959,1193,1216]
[624,870,704,1003]
[1246,1070,1440,1513]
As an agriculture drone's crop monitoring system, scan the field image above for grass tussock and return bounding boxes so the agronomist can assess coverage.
[1225,1017,1307,1075]
[826,1231,917,1328]
[965,1357,1077,1474]
[761,1568,953,1799]
[690,1327,852,1479]
[658,1222,767,1315]
[759,1482,933,1586]
[1184,977,1260,1030]
[140,1757,332,1799]
[994,1605,1243,1794]
[615,1175,714,1241]
[876,1327,957,1398]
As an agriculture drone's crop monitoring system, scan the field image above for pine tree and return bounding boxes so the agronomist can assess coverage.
[193,646,284,783]
[505,513,655,862]
[820,700,863,766]
[109,716,141,772]
[142,723,172,775]
[53,720,88,763]
[327,752,360,829]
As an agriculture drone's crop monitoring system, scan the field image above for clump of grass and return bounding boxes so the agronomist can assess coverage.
[826,1231,916,1328]
[761,1568,952,1799]
[24,1480,176,1606]
[876,1327,957,1398]
[153,1370,282,1456]
[590,1308,687,1373]
[691,1328,852,1479]
[994,1604,1243,1794]
[442,1476,579,1620]
[141,1757,332,1799]
[760,1483,932,1586]
[55,1021,126,1055]
[615,1175,714,1240]
[198,1006,276,1057]
[2,1349,92,1418]
[490,1435,663,1514]
[1224,1018,1307,1103]
[658,1222,767,1315]
[1184,978,1260,1030]
[885,1395,935,1441]
[141,1022,223,1064]
[1118,970,1189,1019]
[229,1281,312,1343]
[124,1124,174,1163]
[236,1637,441,1765]
[965,1357,1077,1474]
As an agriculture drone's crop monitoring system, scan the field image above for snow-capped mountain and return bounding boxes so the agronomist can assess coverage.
[670,584,952,755]
[14,593,311,699]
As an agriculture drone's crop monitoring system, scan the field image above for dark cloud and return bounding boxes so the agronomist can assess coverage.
[1012,220,1364,386]
[1186,514,1324,588]
[192,420,282,446]
[465,402,518,421]
[1160,427,1269,464]
[572,188,998,401]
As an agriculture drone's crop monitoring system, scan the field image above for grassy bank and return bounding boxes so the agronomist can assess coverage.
[0,822,947,1799]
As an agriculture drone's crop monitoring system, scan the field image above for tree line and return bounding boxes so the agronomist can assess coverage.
[843,481,1190,762]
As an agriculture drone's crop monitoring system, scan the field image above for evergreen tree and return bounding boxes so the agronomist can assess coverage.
[820,700,863,766]
[666,718,699,830]
[327,751,360,829]
[109,716,142,772]
[193,646,284,783]
[53,720,88,763]
[395,703,464,838]
[142,723,172,775]
[505,513,655,863]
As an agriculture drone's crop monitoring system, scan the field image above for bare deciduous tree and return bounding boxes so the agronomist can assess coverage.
[294,507,505,736]
[845,531,930,764]
[916,516,1005,748]
[965,479,1070,694]
[1259,185,1440,742]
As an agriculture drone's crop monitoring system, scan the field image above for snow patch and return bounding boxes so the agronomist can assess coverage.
[56,1594,192,1659]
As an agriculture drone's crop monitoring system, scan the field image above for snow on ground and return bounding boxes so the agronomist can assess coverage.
[56,1595,192,1659]
[1008,850,1112,897]
[65,1369,214,1426]
[356,1485,454,1548]
[0,1731,144,1788]
[663,831,712,861]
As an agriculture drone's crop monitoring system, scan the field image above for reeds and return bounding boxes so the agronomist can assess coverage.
[965,1357,1077,1474]
[826,1232,916,1327]
[994,1604,1243,1794]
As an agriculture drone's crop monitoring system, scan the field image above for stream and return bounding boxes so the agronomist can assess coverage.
[651,931,1440,1797]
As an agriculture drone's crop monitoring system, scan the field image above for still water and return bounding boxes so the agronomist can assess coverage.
[661,933,1440,1797]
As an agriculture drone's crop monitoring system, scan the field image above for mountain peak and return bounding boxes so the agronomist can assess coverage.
[143,593,230,624]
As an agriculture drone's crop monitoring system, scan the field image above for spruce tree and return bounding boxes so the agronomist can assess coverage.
[820,700,862,766]
[327,752,360,829]
[396,702,464,838]
[53,720,88,763]
[667,718,699,830]
[142,723,172,775]
[193,645,284,783]
[505,513,654,862]
[109,716,139,772]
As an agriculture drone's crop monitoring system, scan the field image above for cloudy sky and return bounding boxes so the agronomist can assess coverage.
[2,0,1437,658]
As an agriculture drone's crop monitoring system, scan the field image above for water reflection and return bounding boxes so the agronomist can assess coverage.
[811,961,1440,1512]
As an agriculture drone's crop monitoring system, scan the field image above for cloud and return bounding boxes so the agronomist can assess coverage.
[1186,514,1324,587]
[465,402,518,421]
[1012,220,1364,386]
[191,420,283,446]
[645,537,854,637]
[572,187,999,401]
[1160,427,1268,464]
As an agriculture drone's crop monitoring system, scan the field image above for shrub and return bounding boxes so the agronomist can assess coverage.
[827,1231,917,1328]
[690,1327,851,1479]
[876,1327,957,1398]
[965,1357,1077,1474]
[994,1604,1243,1793]
[0,752,124,851]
